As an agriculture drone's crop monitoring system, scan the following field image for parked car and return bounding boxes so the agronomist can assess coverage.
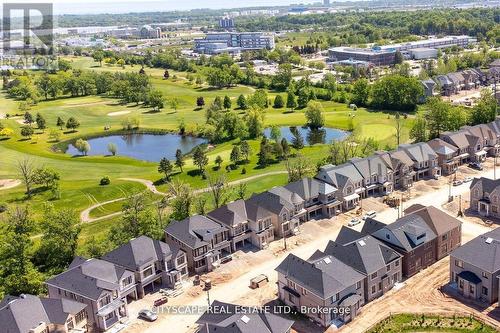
[348,218,361,227]
[362,211,377,220]
[138,309,158,322]
[452,180,463,186]
[463,177,473,183]
[468,163,483,171]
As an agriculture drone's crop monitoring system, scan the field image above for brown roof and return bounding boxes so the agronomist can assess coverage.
[404,205,461,236]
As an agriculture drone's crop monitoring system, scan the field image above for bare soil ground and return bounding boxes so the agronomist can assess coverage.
[0,178,21,190]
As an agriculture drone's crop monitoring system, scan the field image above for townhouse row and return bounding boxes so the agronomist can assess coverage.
[164,118,500,276]
[275,205,462,328]
[421,61,500,99]
[0,235,190,333]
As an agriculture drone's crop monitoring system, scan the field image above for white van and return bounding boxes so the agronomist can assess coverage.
[362,211,377,220]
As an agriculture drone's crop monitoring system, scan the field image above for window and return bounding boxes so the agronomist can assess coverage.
[386,264,391,272]
[378,282,382,291]
[288,293,296,304]
[288,280,296,290]
[371,272,378,280]
[469,285,475,293]
[176,255,185,266]
[455,260,463,268]
[75,310,87,324]
[302,287,307,296]
[356,281,361,289]
[442,234,448,241]
[482,272,488,279]
[143,266,154,278]
[98,295,111,309]
[395,260,400,267]
[330,293,339,304]
[371,285,376,294]
[482,286,488,295]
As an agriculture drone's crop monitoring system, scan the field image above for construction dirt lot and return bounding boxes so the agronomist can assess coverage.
[126,159,500,333]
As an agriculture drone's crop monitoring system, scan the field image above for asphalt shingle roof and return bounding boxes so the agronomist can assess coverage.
[165,215,228,249]
[452,228,500,273]
[196,300,294,333]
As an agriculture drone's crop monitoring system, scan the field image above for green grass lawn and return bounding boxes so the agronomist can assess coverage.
[367,313,498,333]
[0,56,416,249]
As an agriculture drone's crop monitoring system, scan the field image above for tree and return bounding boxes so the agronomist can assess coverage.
[207,172,229,209]
[291,127,304,150]
[35,113,46,131]
[169,98,179,112]
[107,143,117,156]
[148,90,165,111]
[257,137,273,167]
[394,50,404,64]
[213,96,223,110]
[223,95,232,110]
[158,158,173,181]
[273,95,284,108]
[48,129,61,142]
[17,158,36,198]
[425,97,452,138]
[24,112,33,126]
[371,75,424,111]
[175,149,185,172]
[245,107,264,139]
[56,116,64,130]
[196,96,205,108]
[285,155,314,182]
[410,116,428,143]
[286,90,297,111]
[215,155,223,169]
[34,205,81,273]
[230,145,241,166]
[470,90,498,125]
[304,101,325,129]
[74,138,90,155]
[163,70,170,80]
[236,182,247,200]
[240,141,251,162]
[167,180,193,221]
[66,117,80,132]
[92,50,105,66]
[269,125,281,142]
[351,78,370,106]
[0,207,45,296]
[20,125,34,139]
[33,167,60,191]
[192,146,208,175]
[281,138,290,159]
[194,196,208,215]
[237,94,248,110]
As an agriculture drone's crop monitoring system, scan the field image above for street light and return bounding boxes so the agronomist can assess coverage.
[204,279,212,307]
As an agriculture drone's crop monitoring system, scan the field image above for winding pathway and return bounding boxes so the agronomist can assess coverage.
[79,171,288,223]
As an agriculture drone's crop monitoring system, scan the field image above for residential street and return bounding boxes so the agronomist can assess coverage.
[126,162,500,333]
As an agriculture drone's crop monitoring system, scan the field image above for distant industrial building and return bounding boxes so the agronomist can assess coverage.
[219,17,234,29]
[324,0,330,6]
[328,36,476,66]
[328,47,396,66]
[140,25,162,39]
[194,32,275,55]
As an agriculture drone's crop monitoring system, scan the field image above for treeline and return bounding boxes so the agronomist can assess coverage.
[3,69,165,110]
[238,8,499,46]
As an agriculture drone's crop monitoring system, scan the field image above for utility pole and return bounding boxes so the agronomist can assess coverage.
[282,223,287,250]
[400,192,404,217]
[458,194,463,217]
[495,155,497,180]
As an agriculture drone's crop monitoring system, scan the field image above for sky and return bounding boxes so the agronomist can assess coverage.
[3,0,320,15]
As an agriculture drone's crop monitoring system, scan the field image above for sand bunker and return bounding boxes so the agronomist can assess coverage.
[0,179,21,190]
[107,110,131,116]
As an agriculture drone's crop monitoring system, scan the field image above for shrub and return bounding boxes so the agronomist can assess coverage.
[0,202,7,213]
[100,176,111,186]
[241,168,247,174]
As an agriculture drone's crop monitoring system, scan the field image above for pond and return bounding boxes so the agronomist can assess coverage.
[263,126,349,146]
[65,133,208,162]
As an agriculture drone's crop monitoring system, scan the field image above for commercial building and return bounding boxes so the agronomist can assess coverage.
[194,32,275,55]
[219,17,234,29]
[328,47,396,67]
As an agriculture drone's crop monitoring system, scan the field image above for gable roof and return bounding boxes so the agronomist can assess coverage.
[322,228,401,275]
[451,228,500,273]
[427,138,458,156]
[350,155,392,179]
[398,142,437,163]
[196,300,294,333]
[276,253,364,299]
[387,150,414,168]
[45,257,134,301]
[440,130,476,149]
[102,236,176,271]
[316,163,364,188]
[470,177,500,195]
[404,205,462,236]
[284,177,336,200]
[165,215,228,249]
[371,214,437,252]
[0,294,86,333]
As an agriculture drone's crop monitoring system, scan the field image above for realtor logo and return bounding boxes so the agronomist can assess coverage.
[1,3,57,69]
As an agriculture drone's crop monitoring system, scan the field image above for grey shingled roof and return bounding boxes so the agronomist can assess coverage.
[45,257,134,301]
[451,228,500,273]
[0,294,86,333]
[404,205,462,236]
[322,228,401,275]
[102,235,173,271]
[350,155,393,179]
[371,214,437,252]
[427,138,458,156]
[316,163,364,188]
[387,150,414,168]
[398,142,437,164]
[284,177,336,200]
[196,300,294,333]
[275,253,364,299]
[246,190,295,216]
[470,177,500,196]
[440,130,476,150]
[165,215,228,249]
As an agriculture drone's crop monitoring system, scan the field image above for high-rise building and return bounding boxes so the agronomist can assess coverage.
[219,17,234,29]
[324,0,330,6]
